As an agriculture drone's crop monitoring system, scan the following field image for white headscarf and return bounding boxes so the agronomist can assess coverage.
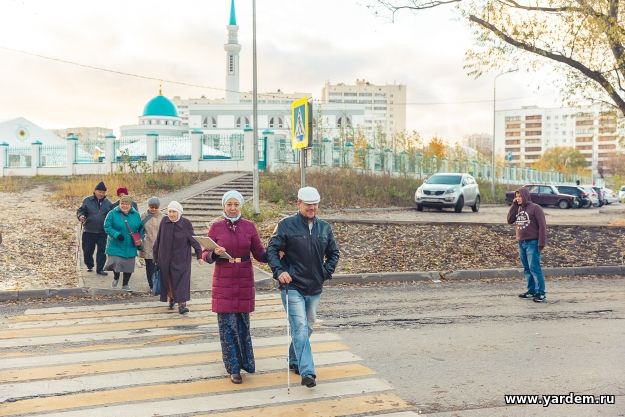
[221,190,244,222]
[167,201,183,223]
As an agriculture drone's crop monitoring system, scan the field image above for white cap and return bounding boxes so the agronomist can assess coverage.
[297,186,320,204]
[167,201,183,213]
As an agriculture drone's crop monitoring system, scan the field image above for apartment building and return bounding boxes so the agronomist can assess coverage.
[321,79,406,145]
[495,105,623,175]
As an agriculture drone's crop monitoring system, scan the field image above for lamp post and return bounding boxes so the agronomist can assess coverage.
[252,0,260,214]
[491,69,518,197]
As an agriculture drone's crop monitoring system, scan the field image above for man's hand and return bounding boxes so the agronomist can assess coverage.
[278,271,292,284]
[539,245,545,252]
[79,215,86,224]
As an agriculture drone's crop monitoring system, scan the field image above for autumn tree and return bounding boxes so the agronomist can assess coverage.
[373,0,625,116]
[425,136,447,159]
[532,146,587,174]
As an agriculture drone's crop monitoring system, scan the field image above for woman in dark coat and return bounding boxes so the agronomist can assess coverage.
[153,201,203,314]
[202,190,267,385]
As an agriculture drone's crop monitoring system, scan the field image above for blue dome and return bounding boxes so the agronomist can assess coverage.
[143,95,178,117]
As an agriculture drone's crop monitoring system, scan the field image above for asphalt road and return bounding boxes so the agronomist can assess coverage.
[317,276,625,416]
[325,203,625,226]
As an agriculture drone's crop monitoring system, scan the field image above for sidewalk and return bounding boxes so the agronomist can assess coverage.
[80,171,275,295]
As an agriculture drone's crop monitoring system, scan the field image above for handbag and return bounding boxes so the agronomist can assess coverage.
[152,267,162,296]
[124,220,142,247]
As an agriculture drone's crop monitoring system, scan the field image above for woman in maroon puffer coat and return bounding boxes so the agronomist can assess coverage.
[202,190,267,385]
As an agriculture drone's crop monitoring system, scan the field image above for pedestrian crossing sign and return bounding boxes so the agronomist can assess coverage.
[291,97,310,149]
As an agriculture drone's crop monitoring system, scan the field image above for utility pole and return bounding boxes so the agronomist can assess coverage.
[252,0,260,214]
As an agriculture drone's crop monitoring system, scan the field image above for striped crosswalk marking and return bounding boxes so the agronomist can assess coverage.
[0,294,414,416]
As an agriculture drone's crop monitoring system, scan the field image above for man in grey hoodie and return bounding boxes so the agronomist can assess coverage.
[507,187,547,302]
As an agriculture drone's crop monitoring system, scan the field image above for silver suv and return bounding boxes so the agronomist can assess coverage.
[415,173,481,213]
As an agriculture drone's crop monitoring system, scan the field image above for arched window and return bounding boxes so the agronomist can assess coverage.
[236,117,242,128]
[202,117,208,128]
[337,117,343,128]
[278,117,283,128]
[244,117,250,128]
[211,117,217,128]
[269,117,275,128]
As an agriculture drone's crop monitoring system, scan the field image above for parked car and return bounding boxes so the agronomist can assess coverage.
[581,186,600,207]
[592,186,608,207]
[415,173,480,213]
[619,185,625,202]
[604,188,619,204]
[505,184,575,209]
[555,185,591,208]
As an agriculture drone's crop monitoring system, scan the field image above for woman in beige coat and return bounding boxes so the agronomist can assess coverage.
[139,197,163,292]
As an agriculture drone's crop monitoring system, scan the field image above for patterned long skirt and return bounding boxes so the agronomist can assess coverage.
[217,313,255,375]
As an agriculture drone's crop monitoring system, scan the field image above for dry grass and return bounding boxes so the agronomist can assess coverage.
[50,171,219,208]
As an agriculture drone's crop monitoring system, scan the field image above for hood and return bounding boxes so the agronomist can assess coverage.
[517,187,532,206]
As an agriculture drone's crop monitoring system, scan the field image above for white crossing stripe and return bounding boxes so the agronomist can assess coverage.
[25,378,393,417]
[0,333,340,370]
[3,351,361,402]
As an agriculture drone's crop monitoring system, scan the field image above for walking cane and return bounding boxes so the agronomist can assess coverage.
[75,223,83,273]
[285,285,290,394]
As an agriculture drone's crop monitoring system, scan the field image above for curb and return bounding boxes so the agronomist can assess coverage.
[3,265,623,300]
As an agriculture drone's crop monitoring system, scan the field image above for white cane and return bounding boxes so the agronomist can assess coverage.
[285,285,290,394]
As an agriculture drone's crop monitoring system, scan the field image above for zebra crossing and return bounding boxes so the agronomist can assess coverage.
[0,293,419,417]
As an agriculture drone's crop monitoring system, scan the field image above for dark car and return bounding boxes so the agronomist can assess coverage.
[555,185,591,208]
[505,184,575,209]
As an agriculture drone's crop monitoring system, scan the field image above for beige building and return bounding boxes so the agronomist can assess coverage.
[462,133,492,157]
[495,105,623,176]
[322,79,406,146]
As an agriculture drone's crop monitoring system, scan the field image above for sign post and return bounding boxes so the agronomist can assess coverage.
[291,97,312,188]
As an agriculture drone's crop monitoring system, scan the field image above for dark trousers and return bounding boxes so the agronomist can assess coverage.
[113,272,132,286]
[82,232,107,271]
[145,259,155,289]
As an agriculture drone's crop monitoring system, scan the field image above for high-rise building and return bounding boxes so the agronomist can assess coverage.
[321,79,406,145]
[462,133,492,157]
[495,105,624,175]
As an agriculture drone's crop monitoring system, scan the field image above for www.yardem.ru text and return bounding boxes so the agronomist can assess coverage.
[504,392,615,407]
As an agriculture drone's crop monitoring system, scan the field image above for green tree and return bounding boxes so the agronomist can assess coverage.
[532,146,587,174]
[374,0,625,116]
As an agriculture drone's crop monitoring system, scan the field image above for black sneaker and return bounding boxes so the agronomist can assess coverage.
[301,375,316,388]
[518,292,535,299]
[533,294,546,303]
[289,364,300,375]
[87,268,93,272]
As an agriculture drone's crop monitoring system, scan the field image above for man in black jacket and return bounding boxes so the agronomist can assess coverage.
[267,186,340,388]
[76,181,112,275]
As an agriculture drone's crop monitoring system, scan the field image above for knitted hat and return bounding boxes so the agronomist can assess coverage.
[94,181,107,191]
[116,186,129,196]
[221,190,245,207]
[147,196,160,207]
[120,195,133,205]
[167,201,183,214]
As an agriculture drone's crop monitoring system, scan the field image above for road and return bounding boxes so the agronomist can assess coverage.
[325,203,625,226]
[321,276,625,416]
[1,276,623,416]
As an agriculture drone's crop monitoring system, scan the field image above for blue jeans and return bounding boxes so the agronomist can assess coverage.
[281,287,320,379]
[518,239,545,295]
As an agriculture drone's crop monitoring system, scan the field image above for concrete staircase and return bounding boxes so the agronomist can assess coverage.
[182,173,253,233]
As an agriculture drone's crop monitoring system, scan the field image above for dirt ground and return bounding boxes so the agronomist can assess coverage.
[2,189,625,290]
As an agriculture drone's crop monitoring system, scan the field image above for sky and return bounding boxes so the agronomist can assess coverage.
[0,0,566,142]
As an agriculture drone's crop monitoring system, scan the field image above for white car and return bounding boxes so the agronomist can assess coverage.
[604,188,619,204]
[415,173,481,213]
[581,186,600,207]
[619,185,625,202]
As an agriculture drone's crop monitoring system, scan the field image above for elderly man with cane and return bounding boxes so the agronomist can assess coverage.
[76,181,113,275]
[267,186,340,389]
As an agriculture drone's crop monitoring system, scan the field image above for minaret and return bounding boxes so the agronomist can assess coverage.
[224,0,241,104]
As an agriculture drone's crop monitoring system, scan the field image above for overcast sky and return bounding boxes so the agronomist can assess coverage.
[0,0,565,142]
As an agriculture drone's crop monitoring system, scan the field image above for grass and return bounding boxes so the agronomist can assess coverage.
[261,168,509,208]
[2,168,511,210]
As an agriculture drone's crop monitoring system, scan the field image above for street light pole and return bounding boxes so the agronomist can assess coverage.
[252,0,260,214]
[491,69,518,198]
